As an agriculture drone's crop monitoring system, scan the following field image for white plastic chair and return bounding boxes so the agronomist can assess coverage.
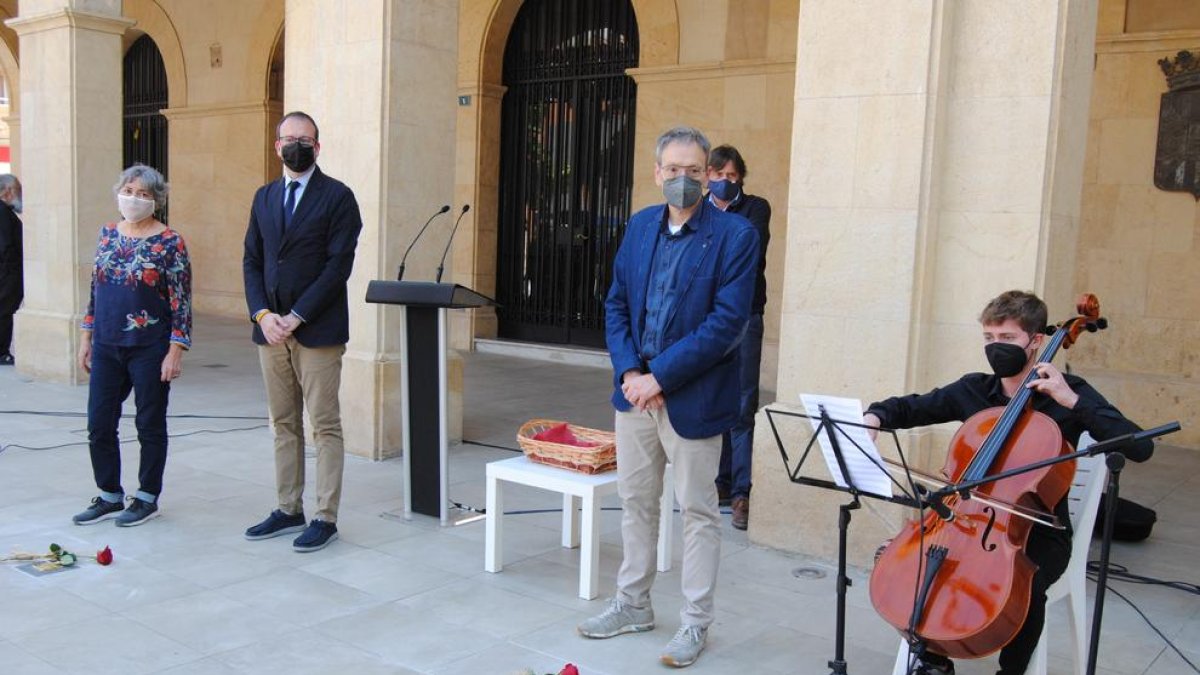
[891,433,1107,675]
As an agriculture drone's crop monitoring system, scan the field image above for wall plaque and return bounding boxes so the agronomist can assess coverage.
[1156,51,1200,200]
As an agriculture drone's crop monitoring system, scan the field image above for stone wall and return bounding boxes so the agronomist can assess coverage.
[1070,0,1200,447]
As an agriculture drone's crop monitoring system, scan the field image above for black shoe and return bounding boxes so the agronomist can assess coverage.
[115,498,160,527]
[72,496,124,525]
[914,657,955,675]
[245,509,306,540]
[293,519,338,552]
[0,353,13,366]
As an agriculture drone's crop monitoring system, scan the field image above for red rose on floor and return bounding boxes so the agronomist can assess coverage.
[558,665,579,675]
[95,546,113,565]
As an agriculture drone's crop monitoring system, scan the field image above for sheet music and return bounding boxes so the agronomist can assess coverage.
[798,393,893,498]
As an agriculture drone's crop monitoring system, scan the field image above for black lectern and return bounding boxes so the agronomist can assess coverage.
[366,280,496,524]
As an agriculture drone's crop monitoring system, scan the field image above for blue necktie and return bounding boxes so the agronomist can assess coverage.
[283,180,300,231]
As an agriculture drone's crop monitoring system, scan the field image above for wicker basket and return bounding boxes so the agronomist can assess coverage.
[517,419,617,474]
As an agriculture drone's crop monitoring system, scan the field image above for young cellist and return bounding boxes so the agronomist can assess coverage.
[862,290,1153,675]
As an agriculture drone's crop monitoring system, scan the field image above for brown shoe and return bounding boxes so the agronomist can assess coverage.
[731,496,749,530]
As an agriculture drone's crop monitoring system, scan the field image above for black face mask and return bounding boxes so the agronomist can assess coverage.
[985,341,1032,378]
[281,142,316,173]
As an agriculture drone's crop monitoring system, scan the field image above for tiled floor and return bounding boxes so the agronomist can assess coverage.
[0,314,1196,674]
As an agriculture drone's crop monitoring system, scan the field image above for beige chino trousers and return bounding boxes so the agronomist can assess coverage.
[614,406,722,628]
[258,339,346,523]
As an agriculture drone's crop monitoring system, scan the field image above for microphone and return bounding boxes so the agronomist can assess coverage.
[435,204,471,284]
[397,204,450,280]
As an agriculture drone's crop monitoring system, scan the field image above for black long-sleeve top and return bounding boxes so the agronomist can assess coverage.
[724,193,771,314]
[867,372,1154,463]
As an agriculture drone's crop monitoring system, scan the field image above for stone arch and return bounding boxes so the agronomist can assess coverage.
[245,7,285,103]
[0,0,18,115]
[458,0,678,342]
[476,0,677,89]
[120,0,186,109]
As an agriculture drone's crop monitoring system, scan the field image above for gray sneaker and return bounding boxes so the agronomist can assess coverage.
[660,624,707,668]
[72,496,124,525]
[577,598,654,638]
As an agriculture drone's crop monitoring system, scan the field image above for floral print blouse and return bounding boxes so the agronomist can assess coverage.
[81,224,192,348]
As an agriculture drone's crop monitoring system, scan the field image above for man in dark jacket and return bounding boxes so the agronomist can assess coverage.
[242,111,363,552]
[0,174,23,365]
[706,145,771,530]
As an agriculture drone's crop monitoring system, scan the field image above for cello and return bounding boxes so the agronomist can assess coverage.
[869,294,1104,660]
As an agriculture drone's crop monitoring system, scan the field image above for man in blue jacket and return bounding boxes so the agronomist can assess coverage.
[578,126,759,668]
[242,111,363,552]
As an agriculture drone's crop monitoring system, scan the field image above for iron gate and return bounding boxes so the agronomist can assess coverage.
[496,0,639,348]
[123,35,169,221]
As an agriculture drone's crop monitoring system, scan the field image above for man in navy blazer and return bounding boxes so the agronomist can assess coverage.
[242,111,363,552]
[578,126,759,669]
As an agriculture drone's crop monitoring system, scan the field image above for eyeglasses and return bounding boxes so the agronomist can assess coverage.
[278,136,317,147]
[660,164,705,179]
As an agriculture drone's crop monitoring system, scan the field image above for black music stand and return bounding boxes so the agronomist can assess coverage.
[365,280,496,524]
[765,404,922,675]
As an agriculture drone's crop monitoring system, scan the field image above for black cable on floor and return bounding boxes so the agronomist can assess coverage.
[461,439,522,453]
[0,409,268,420]
[1087,560,1200,673]
[0,424,268,456]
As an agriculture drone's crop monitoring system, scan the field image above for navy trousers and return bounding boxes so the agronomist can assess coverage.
[86,340,171,500]
[717,312,763,499]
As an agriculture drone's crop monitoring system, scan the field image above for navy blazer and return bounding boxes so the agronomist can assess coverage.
[605,199,760,439]
[243,167,363,347]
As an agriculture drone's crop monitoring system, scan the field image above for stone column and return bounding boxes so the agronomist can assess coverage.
[7,1,133,383]
[284,0,459,459]
[757,0,1100,565]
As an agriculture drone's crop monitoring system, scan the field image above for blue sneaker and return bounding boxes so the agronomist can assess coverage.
[292,519,338,552]
[72,496,124,525]
[245,509,306,540]
[115,498,160,527]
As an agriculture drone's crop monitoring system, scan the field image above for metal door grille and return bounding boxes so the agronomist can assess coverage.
[496,0,638,348]
[123,35,169,221]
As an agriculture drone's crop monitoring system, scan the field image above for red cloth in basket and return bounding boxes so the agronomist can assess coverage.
[531,422,600,447]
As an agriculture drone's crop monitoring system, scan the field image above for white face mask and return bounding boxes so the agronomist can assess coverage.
[118,194,156,223]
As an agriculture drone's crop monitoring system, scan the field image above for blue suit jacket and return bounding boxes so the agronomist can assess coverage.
[605,200,760,439]
[242,167,363,347]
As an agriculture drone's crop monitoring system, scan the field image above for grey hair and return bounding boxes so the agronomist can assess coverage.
[654,126,711,164]
[0,174,19,195]
[114,164,169,210]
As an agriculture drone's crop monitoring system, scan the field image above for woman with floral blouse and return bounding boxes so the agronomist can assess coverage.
[72,164,192,527]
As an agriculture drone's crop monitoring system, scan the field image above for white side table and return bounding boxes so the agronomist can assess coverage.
[485,455,674,600]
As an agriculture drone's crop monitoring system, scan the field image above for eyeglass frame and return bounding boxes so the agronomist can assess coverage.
[658,164,706,180]
[277,135,318,148]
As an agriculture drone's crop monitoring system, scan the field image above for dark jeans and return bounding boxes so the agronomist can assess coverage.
[921,524,1072,674]
[0,310,11,355]
[717,312,763,499]
[87,340,171,501]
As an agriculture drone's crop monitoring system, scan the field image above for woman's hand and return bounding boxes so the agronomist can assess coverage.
[161,343,184,382]
[77,332,93,373]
